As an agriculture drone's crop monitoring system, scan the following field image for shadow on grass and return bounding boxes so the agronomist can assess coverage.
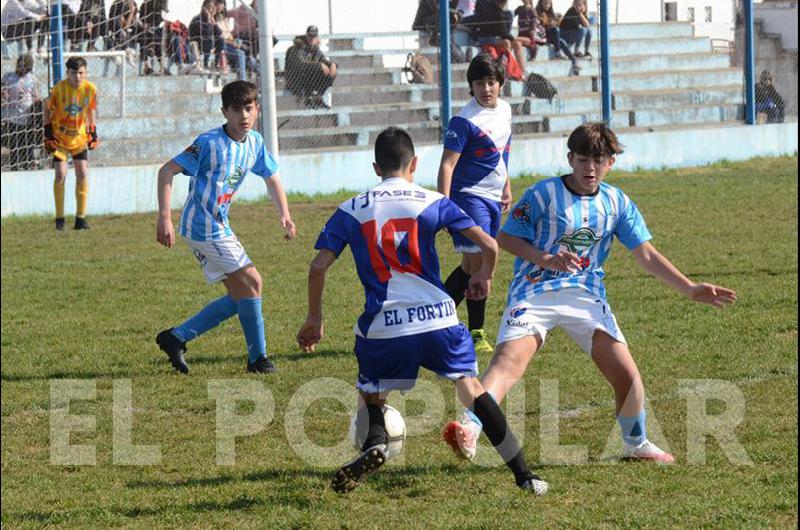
[1,370,128,382]
[276,348,351,362]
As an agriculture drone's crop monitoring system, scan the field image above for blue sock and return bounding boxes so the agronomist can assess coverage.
[618,409,647,446]
[464,390,496,429]
[172,295,238,342]
[237,297,267,363]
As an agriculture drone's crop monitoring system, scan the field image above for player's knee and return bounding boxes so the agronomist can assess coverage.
[249,271,263,297]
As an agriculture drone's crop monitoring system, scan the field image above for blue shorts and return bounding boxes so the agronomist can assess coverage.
[450,191,501,253]
[354,325,479,394]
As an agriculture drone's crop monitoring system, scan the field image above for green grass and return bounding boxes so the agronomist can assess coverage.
[2,156,797,529]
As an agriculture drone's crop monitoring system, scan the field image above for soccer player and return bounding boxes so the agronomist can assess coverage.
[154,80,296,374]
[296,127,548,495]
[44,56,99,231]
[438,53,514,356]
[444,123,737,462]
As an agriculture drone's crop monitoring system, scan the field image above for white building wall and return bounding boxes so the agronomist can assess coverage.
[754,1,798,50]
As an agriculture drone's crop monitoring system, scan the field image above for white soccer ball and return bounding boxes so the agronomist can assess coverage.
[349,404,406,459]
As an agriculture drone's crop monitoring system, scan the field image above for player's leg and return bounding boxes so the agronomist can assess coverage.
[73,153,90,229]
[591,331,674,462]
[53,158,67,230]
[223,263,275,373]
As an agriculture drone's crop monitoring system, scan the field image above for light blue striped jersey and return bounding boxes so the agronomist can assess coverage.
[172,126,278,241]
[502,176,652,303]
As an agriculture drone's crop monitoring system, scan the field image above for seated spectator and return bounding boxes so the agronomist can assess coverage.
[1,54,41,170]
[285,25,337,109]
[107,0,140,64]
[535,0,579,75]
[514,0,546,61]
[471,0,525,77]
[51,0,83,51]
[230,0,258,56]
[138,0,169,75]
[2,0,47,56]
[213,0,256,80]
[755,70,785,123]
[77,0,107,51]
[559,0,591,59]
[412,0,466,62]
[189,0,220,71]
[166,19,206,75]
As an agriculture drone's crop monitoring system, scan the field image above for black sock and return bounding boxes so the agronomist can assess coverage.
[472,392,531,485]
[444,266,470,306]
[360,404,388,450]
[467,297,486,330]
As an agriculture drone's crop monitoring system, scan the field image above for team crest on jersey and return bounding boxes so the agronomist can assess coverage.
[64,103,82,116]
[512,200,531,224]
[225,165,246,187]
[557,227,600,253]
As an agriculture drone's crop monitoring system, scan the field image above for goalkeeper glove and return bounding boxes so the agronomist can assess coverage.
[43,124,59,153]
[87,124,99,150]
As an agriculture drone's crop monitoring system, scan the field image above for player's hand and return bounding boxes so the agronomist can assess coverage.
[542,251,581,273]
[501,186,513,214]
[43,124,58,153]
[466,272,491,300]
[688,282,737,308]
[297,317,323,353]
[87,124,99,150]
[156,215,175,248]
[281,217,297,240]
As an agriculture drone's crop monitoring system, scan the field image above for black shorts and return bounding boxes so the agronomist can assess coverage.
[54,150,88,162]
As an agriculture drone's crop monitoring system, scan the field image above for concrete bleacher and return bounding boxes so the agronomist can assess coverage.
[1,21,745,167]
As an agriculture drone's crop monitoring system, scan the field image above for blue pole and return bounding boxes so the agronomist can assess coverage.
[743,0,756,124]
[439,0,452,138]
[599,0,611,123]
[50,2,65,83]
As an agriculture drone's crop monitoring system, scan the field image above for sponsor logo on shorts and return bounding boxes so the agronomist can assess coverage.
[509,305,527,318]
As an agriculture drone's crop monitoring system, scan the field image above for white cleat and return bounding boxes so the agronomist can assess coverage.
[518,474,550,495]
[442,412,482,461]
[622,440,675,463]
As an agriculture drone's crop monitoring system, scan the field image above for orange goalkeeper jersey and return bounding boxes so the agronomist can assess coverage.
[48,79,97,152]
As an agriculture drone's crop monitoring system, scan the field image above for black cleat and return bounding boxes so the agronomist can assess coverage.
[247,356,277,373]
[330,444,387,493]
[74,217,90,230]
[156,328,189,374]
[55,217,66,231]
[517,473,550,495]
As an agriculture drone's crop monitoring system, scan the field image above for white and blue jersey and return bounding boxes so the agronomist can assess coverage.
[315,177,476,340]
[172,126,278,241]
[503,176,652,304]
[443,97,512,202]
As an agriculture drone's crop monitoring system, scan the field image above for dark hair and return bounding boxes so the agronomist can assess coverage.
[567,123,624,157]
[374,127,415,173]
[65,56,87,71]
[466,53,504,95]
[536,0,555,18]
[221,80,258,108]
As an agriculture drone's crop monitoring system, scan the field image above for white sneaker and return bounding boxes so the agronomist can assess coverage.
[622,440,675,463]
[442,411,482,461]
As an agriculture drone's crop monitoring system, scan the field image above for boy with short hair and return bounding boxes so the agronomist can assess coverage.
[155,80,296,375]
[297,127,548,495]
[444,123,737,462]
[44,56,99,231]
[438,53,513,356]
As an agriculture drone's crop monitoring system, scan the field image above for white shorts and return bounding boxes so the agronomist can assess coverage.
[182,235,252,284]
[496,289,626,355]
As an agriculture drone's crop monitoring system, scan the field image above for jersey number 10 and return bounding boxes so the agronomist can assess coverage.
[361,218,422,282]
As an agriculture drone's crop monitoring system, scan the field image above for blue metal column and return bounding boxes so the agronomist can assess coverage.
[439,0,452,136]
[743,0,756,124]
[599,0,611,123]
[50,2,65,83]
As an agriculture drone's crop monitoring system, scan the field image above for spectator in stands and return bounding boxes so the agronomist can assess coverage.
[213,0,255,80]
[51,0,83,51]
[230,0,258,56]
[755,70,785,124]
[1,0,47,56]
[457,0,476,18]
[285,25,337,109]
[77,0,107,51]
[535,0,579,75]
[107,0,140,64]
[413,0,459,45]
[1,53,40,170]
[514,0,546,61]
[471,0,526,77]
[189,0,222,71]
[559,0,592,59]
[138,0,168,75]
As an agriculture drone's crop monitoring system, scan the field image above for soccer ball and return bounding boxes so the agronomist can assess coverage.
[349,404,406,459]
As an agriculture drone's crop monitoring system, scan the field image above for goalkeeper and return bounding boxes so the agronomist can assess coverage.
[44,56,99,231]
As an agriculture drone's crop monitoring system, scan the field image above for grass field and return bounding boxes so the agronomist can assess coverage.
[1,156,797,528]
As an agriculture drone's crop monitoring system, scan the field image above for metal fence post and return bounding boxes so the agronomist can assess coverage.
[600,0,611,124]
[50,2,65,83]
[439,0,452,137]
[743,0,756,125]
[257,0,280,155]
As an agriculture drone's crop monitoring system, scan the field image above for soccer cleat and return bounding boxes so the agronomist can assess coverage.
[622,440,675,463]
[442,412,482,461]
[55,217,66,231]
[156,328,189,374]
[247,356,277,374]
[470,329,494,356]
[74,217,90,230]
[517,473,550,495]
[330,444,387,493]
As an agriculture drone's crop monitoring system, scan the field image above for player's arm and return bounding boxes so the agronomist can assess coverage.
[458,225,498,299]
[437,148,461,197]
[156,160,183,248]
[497,231,582,273]
[264,171,296,240]
[631,241,737,307]
[501,176,513,213]
[297,249,338,352]
[86,105,99,149]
